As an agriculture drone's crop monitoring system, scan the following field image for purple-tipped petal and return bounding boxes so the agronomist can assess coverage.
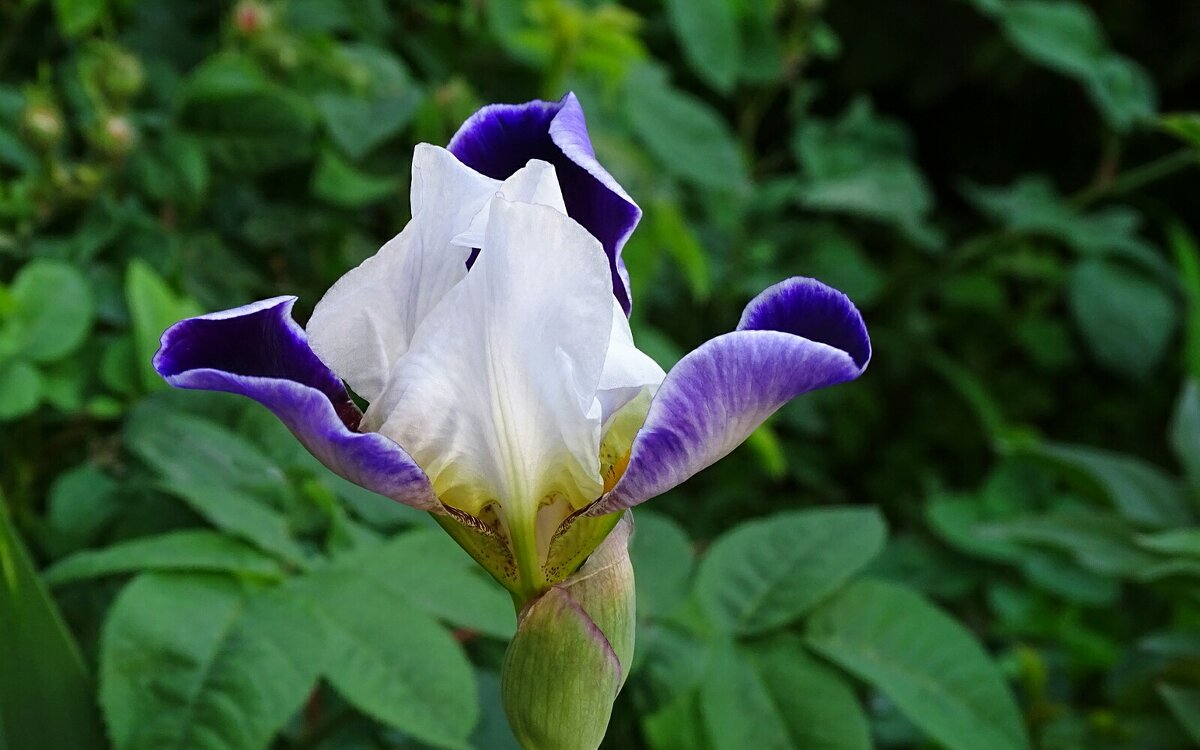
[590,278,870,514]
[448,92,639,315]
[153,297,439,511]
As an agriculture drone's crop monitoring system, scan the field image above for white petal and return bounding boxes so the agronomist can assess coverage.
[596,298,665,429]
[306,145,500,401]
[453,159,567,248]
[366,200,613,527]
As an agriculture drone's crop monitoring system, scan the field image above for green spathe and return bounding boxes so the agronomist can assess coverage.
[501,514,635,750]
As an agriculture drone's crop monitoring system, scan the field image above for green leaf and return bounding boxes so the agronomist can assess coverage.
[6,259,94,363]
[989,0,1156,130]
[125,260,201,392]
[47,464,120,549]
[1161,113,1200,151]
[625,66,747,192]
[316,90,422,161]
[311,148,401,207]
[695,508,886,635]
[1159,684,1200,744]
[1170,379,1200,487]
[0,361,40,421]
[648,197,711,301]
[99,573,325,750]
[664,0,740,92]
[630,510,693,620]
[181,83,317,175]
[702,635,872,750]
[297,569,477,749]
[1028,441,1192,527]
[1170,222,1200,378]
[54,0,107,38]
[792,100,939,248]
[1068,259,1176,381]
[160,483,310,568]
[807,579,1031,750]
[0,494,106,750]
[45,530,285,586]
[125,403,288,493]
[1137,528,1200,558]
[330,528,515,639]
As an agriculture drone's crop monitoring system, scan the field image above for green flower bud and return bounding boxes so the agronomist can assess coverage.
[91,115,137,158]
[501,514,635,750]
[100,49,145,102]
[21,98,65,150]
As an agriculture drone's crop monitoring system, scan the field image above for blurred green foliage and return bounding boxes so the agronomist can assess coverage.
[2,0,1200,748]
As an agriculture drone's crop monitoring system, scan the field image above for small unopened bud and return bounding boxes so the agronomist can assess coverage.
[501,515,635,750]
[101,49,145,101]
[233,0,274,36]
[21,102,65,150]
[93,115,137,158]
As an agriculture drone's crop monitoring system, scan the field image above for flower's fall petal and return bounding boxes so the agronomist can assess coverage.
[305,145,497,402]
[367,199,614,525]
[153,297,439,511]
[448,93,640,315]
[590,278,870,514]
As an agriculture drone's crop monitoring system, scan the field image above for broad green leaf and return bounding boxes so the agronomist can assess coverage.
[648,197,710,301]
[792,100,939,248]
[1017,548,1119,605]
[100,573,325,750]
[1028,442,1192,527]
[181,84,317,175]
[695,508,886,635]
[1170,223,1200,378]
[926,493,1025,563]
[0,361,40,420]
[311,149,400,208]
[807,580,1031,750]
[1137,528,1200,558]
[664,0,740,92]
[297,569,477,750]
[124,260,201,392]
[330,528,515,639]
[45,530,285,586]
[47,464,120,549]
[1067,259,1176,381]
[0,494,105,750]
[124,403,287,493]
[315,90,423,161]
[965,176,1167,272]
[980,509,1158,578]
[630,510,693,620]
[702,635,871,750]
[1161,113,1200,151]
[989,0,1156,130]
[160,484,309,568]
[625,66,747,191]
[54,0,106,38]
[1172,381,1200,488]
[6,259,94,363]
[1159,684,1200,744]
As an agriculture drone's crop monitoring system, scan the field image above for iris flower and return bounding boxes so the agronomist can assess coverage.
[153,94,871,606]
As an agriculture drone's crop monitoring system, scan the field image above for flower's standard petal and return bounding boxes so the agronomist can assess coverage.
[153,297,439,511]
[448,93,640,315]
[367,199,613,533]
[452,159,567,250]
[306,145,499,402]
[596,298,665,429]
[590,278,870,514]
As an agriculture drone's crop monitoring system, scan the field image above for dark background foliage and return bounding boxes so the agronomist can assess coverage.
[2,0,1200,749]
